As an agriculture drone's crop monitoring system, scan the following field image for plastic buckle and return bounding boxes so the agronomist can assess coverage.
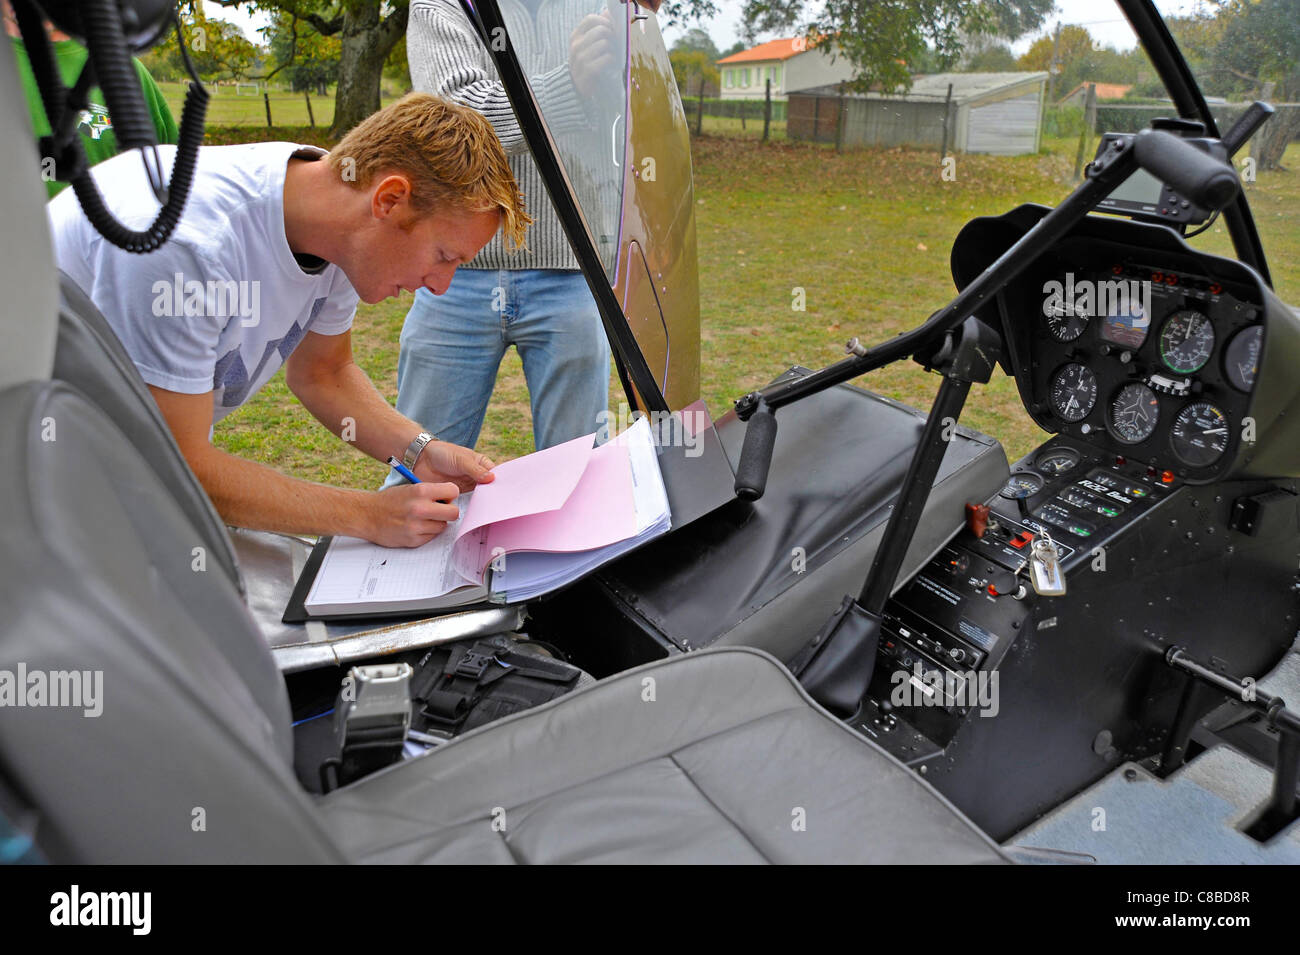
[454,651,497,680]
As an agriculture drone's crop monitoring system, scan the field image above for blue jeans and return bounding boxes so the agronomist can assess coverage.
[394,268,610,453]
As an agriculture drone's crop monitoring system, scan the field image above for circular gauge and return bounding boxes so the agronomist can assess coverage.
[1159,309,1215,374]
[1170,402,1230,467]
[1049,363,1098,422]
[1045,301,1088,342]
[1223,325,1263,393]
[1000,471,1046,500]
[1108,382,1160,445]
[1036,446,1081,475]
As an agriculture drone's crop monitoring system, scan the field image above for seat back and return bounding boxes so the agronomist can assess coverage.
[0,380,341,862]
[0,36,57,391]
[52,274,242,591]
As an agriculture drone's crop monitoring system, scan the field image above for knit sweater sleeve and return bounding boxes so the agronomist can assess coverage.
[406,0,591,155]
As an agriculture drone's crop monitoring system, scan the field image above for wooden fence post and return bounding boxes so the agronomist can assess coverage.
[939,82,954,157]
[1074,82,1097,180]
[835,85,846,152]
[304,90,315,128]
[696,75,706,136]
[264,91,273,128]
[763,78,771,142]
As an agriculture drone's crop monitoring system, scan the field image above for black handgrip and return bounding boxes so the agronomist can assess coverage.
[1222,101,1275,157]
[734,405,777,501]
[1133,128,1240,212]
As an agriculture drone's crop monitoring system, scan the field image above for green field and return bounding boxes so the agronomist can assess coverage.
[209,127,1300,490]
[157,81,402,130]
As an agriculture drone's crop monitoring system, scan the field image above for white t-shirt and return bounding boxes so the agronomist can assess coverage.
[48,142,359,424]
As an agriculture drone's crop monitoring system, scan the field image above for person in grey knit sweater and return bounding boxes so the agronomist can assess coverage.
[395,0,617,454]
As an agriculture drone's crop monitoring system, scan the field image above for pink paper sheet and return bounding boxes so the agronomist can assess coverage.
[476,439,637,571]
[454,431,597,543]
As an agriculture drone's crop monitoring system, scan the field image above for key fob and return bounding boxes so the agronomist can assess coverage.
[1030,538,1066,596]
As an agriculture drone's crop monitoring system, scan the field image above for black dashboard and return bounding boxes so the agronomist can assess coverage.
[1018,239,1263,483]
[952,204,1300,487]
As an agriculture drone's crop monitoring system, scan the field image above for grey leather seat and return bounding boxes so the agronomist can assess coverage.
[320,646,1006,863]
[51,272,241,590]
[0,378,1005,864]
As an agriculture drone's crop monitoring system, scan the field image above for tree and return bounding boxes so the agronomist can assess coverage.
[1209,0,1300,170]
[737,0,1053,92]
[960,34,1016,72]
[142,7,262,83]
[213,0,408,137]
[1018,25,1143,100]
[263,11,340,94]
[670,24,720,97]
[1019,23,1091,97]
[670,47,719,97]
[384,33,412,93]
[671,26,720,60]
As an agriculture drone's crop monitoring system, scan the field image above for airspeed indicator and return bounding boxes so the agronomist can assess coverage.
[1159,310,1215,374]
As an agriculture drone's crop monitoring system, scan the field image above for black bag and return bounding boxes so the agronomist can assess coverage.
[303,635,589,793]
[409,635,588,738]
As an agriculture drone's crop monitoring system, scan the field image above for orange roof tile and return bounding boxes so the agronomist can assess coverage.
[717,36,822,64]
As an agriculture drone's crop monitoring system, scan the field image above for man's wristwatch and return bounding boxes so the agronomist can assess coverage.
[402,431,435,470]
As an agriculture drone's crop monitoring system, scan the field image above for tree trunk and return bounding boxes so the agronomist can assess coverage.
[328,2,408,138]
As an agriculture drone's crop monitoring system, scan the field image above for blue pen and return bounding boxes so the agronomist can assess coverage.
[387,456,421,484]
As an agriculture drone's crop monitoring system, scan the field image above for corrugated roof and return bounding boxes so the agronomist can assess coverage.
[792,72,1048,104]
[717,37,823,64]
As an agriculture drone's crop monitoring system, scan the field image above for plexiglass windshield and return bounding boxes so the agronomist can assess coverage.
[1034,2,1295,301]
[1154,0,1298,302]
[497,0,629,279]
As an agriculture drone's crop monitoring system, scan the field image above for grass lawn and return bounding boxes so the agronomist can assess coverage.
[157,81,402,130]
[209,126,1300,490]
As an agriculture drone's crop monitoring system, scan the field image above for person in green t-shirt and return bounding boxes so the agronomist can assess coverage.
[6,11,178,197]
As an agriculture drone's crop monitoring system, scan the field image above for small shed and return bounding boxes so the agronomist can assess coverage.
[788,71,1049,155]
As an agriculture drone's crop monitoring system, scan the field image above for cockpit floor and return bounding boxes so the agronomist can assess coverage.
[1005,745,1300,864]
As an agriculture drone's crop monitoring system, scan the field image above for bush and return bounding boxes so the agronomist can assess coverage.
[1043,105,1085,138]
[681,96,787,122]
[203,125,338,147]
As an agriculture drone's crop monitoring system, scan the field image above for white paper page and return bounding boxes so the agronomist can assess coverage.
[306,504,482,612]
[622,417,671,534]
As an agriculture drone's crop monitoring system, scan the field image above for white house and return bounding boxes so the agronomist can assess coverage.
[716,36,854,102]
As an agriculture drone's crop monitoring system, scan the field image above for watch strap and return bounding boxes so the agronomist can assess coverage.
[402,431,435,470]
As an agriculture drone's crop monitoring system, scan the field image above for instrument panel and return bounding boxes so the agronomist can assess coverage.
[1020,251,1263,483]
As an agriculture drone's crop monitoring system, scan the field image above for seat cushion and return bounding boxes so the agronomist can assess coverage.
[319,647,1007,864]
